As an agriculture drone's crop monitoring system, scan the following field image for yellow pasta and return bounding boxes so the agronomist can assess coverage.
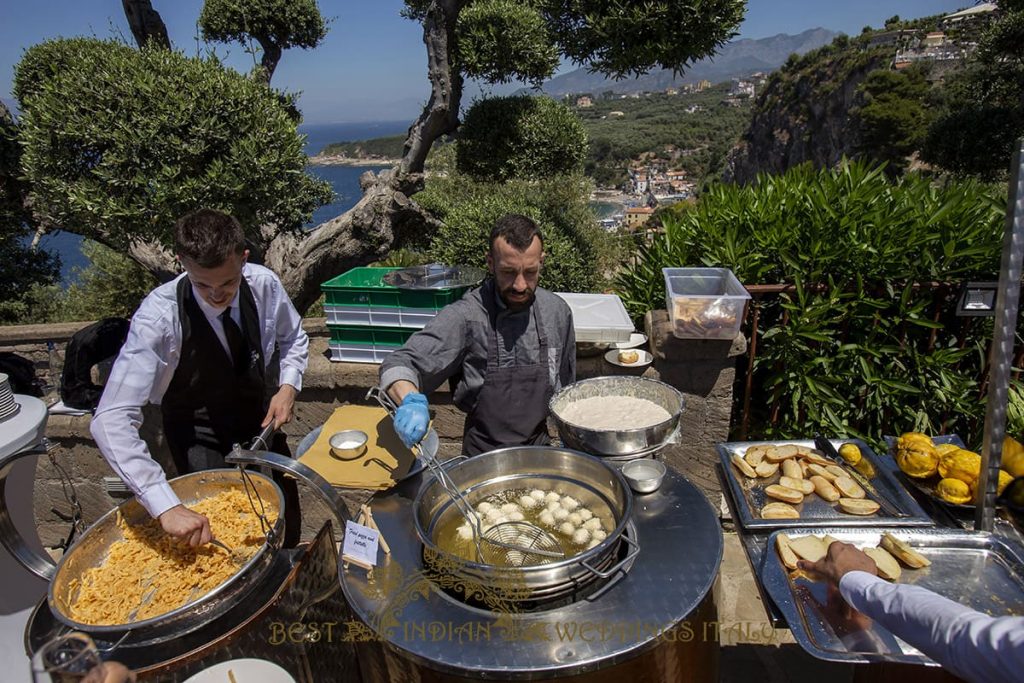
[67,489,277,625]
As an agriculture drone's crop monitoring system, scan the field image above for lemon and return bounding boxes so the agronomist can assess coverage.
[838,443,862,465]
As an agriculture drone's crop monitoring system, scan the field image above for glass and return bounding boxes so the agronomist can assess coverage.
[30,632,106,683]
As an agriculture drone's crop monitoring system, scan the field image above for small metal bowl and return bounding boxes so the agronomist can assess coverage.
[621,459,667,494]
[329,430,368,460]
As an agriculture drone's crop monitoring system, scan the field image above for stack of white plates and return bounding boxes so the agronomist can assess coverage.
[0,373,20,422]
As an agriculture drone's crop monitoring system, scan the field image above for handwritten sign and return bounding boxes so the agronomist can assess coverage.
[342,520,380,567]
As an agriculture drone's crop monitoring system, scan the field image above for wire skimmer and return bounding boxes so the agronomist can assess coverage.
[366,387,564,566]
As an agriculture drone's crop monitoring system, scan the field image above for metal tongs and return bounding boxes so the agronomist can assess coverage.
[813,435,908,518]
[366,387,563,565]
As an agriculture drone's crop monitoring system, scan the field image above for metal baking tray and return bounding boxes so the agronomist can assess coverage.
[760,526,1024,665]
[717,438,933,529]
[882,434,986,511]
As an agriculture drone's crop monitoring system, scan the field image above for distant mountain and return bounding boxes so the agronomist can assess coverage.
[533,28,838,98]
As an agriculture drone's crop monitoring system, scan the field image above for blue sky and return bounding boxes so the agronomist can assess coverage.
[1,0,973,123]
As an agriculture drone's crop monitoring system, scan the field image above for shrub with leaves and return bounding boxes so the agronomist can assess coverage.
[614,161,1006,445]
[415,171,612,293]
[456,95,588,182]
[14,38,331,258]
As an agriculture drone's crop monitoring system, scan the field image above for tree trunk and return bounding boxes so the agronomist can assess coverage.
[401,0,464,175]
[121,1,171,50]
[256,38,282,84]
[265,169,442,314]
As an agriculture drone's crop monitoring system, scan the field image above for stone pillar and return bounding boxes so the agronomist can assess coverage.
[644,310,746,503]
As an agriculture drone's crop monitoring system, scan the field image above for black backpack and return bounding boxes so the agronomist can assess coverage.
[60,317,130,411]
[0,352,44,397]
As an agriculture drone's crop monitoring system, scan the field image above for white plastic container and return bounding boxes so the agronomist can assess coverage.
[555,293,635,342]
[328,342,398,364]
[324,305,437,329]
[662,268,750,340]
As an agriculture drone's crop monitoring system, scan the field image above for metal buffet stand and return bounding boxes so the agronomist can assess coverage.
[721,139,1024,673]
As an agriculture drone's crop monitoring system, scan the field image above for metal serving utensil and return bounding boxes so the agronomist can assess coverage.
[366,387,564,565]
[813,435,908,518]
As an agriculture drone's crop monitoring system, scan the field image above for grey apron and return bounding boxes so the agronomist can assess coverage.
[462,295,553,456]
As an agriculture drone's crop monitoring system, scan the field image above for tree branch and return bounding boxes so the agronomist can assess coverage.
[255,35,282,83]
[400,0,465,175]
[121,1,171,50]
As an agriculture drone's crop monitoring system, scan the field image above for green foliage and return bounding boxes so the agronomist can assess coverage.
[14,38,331,254]
[853,66,932,174]
[921,6,1024,179]
[614,161,1006,445]
[456,96,587,181]
[404,0,745,84]
[320,135,405,159]
[415,171,613,293]
[579,84,752,187]
[200,0,327,50]
[0,104,60,323]
[371,249,431,268]
[539,0,746,78]
[8,241,156,324]
[457,1,558,85]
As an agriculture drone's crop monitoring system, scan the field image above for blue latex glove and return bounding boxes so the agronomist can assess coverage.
[394,392,429,448]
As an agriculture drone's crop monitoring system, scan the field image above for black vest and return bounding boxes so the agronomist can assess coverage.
[162,276,267,472]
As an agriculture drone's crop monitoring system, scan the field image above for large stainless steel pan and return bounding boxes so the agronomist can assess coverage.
[47,469,285,644]
[413,446,639,599]
[549,376,683,456]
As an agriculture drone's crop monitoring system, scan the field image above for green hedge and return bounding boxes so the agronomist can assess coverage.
[615,161,1007,446]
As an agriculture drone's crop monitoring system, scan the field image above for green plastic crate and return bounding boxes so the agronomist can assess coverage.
[321,267,470,309]
[328,324,416,348]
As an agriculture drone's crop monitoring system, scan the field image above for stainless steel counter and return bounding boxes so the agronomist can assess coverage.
[341,467,723,679]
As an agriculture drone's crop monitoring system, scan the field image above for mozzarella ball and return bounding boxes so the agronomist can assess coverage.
[559,521,576,536]
[485,508,503,522]
[519,495,539,509]
[456,524,474,541]
[572,528,591,545]
[530,489,546,501]
[477,502,494,515]
[578,508,594,521]
[592,529,608,542]
[500,503,520,515]
[583,518,602,531]
[567,512,583,526]
[508,510,525,522]
[561,496,580,511]
[587,538,600,549]
[539,510,555,527]
[544,491,561,503]
[552,507,570,522]
[546,500,563,513]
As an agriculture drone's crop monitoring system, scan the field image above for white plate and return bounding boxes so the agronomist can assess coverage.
[614,333,648,349]
[182,659,296,683]
[604,349,653,367]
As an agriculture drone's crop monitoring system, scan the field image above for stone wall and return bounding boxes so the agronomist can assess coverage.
[0,313,743,550]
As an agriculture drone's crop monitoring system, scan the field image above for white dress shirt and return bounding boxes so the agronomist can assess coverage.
[840,570,1024,682]
[90,263,308,519]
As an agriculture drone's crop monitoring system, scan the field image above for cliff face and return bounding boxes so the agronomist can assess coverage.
[724,43,890,184]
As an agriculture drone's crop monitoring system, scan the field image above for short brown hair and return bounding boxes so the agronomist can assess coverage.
[490,214,543,252]
[174,209,246,268]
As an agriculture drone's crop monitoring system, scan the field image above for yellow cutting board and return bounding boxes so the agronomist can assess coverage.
[298,405,418,489]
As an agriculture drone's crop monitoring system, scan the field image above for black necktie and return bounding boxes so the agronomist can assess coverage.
[220,309,247,372]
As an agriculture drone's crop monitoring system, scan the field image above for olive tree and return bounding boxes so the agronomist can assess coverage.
[199,0,327,82]
[15,39,331,280]
[15,0,746,314]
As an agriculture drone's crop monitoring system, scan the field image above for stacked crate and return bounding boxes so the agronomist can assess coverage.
[321,267,472,363]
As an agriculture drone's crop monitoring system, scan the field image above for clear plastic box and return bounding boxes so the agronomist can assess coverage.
[662,268,750,340]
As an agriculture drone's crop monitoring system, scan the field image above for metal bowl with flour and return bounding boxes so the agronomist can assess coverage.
[549,376,684,457]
